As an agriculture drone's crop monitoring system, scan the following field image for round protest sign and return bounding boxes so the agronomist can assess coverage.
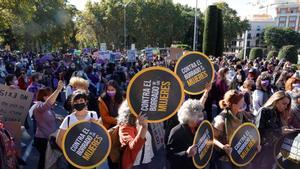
[62,120,111,169]
[229,122,260,167]
[193,120,214,169]
[127,66,185,123]
[274,132,300,169]
[174,52,214,95]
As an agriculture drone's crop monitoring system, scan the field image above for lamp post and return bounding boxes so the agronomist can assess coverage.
[124,0,133,50]
[193,0,198,51]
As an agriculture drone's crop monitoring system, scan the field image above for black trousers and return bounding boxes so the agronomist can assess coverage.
[34,137,48,169]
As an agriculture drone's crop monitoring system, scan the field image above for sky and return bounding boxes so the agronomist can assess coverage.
[68,0,270,18]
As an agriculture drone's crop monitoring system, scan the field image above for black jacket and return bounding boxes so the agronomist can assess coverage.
[167,124,196,169]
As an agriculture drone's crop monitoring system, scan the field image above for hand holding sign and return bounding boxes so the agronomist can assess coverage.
[138,114,148,129]
[223,144,233,155]
[186,145,197,157]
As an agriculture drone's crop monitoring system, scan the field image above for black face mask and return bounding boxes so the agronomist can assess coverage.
[73,103,86,111]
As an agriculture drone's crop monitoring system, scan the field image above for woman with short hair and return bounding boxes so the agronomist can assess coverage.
[33,80,64,169]
[166,99,206,169]
[117,100,151,169]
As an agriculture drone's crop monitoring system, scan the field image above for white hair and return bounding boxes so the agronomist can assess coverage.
[117,100,136,126]
[177,99,204,124]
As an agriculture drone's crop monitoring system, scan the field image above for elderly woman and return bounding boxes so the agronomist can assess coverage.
[117,100,151,169]
[166,99,206,169]
[166,83,211,169]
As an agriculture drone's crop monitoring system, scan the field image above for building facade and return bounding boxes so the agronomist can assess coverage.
[234,14,275,53]
[274,0,300,31]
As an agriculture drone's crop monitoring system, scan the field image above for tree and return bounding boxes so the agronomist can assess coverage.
[216,8,224,57]
[264,27,300,50]
[0,0,77,51]
[238,48,250,60]
[202,5,218,56]
[249,47,263,60]
[267,50,278,59]
[278,45,298,64]
[215,2,250,51]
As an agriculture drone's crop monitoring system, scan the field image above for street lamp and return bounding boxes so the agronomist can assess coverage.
[124,0,133,50]
[193,0,198,51]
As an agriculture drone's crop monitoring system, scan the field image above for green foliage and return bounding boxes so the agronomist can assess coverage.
[249,47,263,60]
[215,2,250,50]
[278,45,298,64]
[238,48,250,60]
[216,8,224,57]
[203,5,218,56]
[267,50,278,59]
[264,27,300,50]
[0,0,77,51]
[75,0,204,50]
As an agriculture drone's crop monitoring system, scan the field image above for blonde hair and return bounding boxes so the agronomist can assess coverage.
[243,80,254,90]
[263,91,291,109]
[69,77,89,91]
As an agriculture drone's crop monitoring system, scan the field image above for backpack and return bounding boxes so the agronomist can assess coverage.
[108,125,122,163]
[0,125,18,169]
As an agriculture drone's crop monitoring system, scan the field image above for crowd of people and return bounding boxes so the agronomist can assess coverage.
[0,49,299,169]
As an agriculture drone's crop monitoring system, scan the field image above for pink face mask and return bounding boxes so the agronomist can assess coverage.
[107,91,116,97]
[261,80,269,86]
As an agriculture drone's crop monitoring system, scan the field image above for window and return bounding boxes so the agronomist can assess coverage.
[279,16,286,22]
[289,16,297,21]
[256,26,261,31]
[279,8,286,14]
[289,22,296,27]
[279,23,286,28]
[247,33,252,39]
[290,8,298,13]
[256,33,260,37]
[247,41,250,47]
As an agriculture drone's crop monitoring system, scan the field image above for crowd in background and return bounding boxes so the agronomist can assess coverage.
[0,49,299,169]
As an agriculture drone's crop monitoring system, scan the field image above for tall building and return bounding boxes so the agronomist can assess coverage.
[234,14,275,53]
[274,0,300,31]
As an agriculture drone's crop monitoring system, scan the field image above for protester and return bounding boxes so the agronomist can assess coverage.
[98,80,124,129]
[117,100,149,169]
[252,72,273,127]
[56,90,108,169]
[4,74,19,89]
[26,73,45,102]
[33,80,64,169]
[166,99,204,169]
[17,70,28,90]
[212,90,255,169]
[253,91,292,169]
